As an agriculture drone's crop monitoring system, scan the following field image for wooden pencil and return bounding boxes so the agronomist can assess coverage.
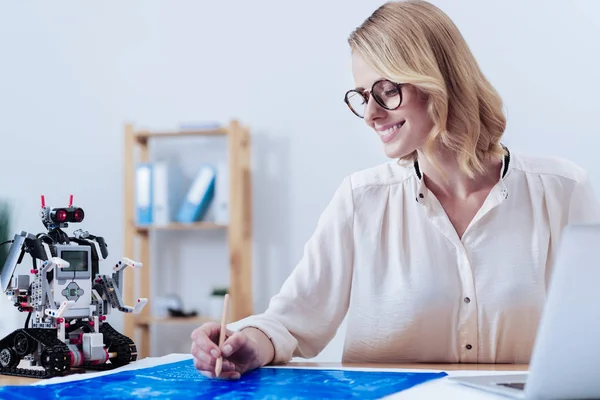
[215,293,230,377]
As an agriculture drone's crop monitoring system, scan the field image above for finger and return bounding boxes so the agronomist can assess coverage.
[191,322,221,342]
[192,346,238,372]
[194,357,214,373]
[221,359,238,373]
[191,325,222,356]
[221,331,249,358]
[198,370,215,378]
[191,324,234,342]
[191,341,205,360]
[217,371,241,380]
[194,358,239,377]
[192,345,216,367]
[198,370,241,380]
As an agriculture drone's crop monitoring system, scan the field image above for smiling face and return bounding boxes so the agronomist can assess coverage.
[350,52,434,159]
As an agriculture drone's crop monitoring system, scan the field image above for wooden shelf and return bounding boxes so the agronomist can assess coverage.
[134,127,227,145]
[136,316,215,326]
[135,222,227,234]
[123,119,253,359]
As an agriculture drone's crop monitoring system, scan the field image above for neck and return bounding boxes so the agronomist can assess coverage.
[416,147,503,200]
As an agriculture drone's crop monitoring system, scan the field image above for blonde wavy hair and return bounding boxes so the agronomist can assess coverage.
[348,0,506,178]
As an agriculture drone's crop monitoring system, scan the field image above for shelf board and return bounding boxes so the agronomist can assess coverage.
[134,128,227,144]
[135,222,228,233]
[136,316,215,326]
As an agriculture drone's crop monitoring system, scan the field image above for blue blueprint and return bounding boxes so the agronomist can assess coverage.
[0,359,447,399]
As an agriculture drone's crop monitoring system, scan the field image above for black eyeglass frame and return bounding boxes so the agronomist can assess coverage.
[343,79,405,119]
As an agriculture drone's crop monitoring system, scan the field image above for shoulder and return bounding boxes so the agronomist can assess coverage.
[345,160,416,191]
[508,151,588,183]
[323,161,415,217]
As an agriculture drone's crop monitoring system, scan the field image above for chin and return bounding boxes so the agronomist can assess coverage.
[383,143,414,159]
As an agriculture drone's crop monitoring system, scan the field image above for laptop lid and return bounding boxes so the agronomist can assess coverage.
[526,224,600,398]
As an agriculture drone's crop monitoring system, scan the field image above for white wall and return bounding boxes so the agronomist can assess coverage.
[0,0,598,360]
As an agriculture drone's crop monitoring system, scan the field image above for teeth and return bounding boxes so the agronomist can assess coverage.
[380,122,404,136]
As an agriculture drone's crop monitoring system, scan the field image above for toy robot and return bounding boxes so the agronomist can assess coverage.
[0,195,148,378]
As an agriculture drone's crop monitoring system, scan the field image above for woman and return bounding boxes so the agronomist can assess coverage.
[191,0,600,379]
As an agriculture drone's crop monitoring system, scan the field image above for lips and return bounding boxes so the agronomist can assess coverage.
[377,121,405,143]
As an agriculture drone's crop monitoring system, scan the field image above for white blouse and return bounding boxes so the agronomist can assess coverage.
[231,150,600,365]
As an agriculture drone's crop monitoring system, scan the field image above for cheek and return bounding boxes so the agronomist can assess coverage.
[417,115,434,134]
[410,107,433,135]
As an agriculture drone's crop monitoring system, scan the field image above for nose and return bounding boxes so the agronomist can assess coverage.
[363,96,386,125]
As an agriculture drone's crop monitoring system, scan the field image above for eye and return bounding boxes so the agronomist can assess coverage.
[383,88,399,97]
[374,80,400,99]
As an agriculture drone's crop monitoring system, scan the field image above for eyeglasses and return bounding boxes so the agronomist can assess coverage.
[344,79,404,118]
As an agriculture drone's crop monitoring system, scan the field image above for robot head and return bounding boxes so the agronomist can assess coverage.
[40,195,85,230]
[48,207,85,224]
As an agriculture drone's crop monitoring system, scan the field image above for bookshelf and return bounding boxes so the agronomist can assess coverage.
[122,120,253,359]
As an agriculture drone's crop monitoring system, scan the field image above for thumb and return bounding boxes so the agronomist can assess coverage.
[221,331,249,357]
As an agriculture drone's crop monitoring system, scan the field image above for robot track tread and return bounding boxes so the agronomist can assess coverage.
[82,322,137,371]
[0,328,71,378]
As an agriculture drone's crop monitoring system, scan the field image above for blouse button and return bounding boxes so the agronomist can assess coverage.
[466,344,472,350]
[464,297,471,304]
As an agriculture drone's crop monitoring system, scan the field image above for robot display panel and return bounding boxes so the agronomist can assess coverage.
[54,245,91,280]
[60,250,88,272]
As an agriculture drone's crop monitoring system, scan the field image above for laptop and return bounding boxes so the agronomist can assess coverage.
[449,223,600,399]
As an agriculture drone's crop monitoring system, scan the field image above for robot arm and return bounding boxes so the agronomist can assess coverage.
[72,229,108,260]
[0,231,48,294]
[68,230,147,315]
[93,257,147,314]
[1,231,53,316]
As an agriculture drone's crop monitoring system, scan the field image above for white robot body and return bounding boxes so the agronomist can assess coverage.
[0,195,148,378]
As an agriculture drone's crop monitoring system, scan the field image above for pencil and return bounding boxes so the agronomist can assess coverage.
[215,293,230,377]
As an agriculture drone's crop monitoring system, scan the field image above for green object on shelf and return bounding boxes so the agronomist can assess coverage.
[211,287,229,297]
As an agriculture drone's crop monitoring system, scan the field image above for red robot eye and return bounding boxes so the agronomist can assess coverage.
[55,209,67,222]
[73,208,84,222]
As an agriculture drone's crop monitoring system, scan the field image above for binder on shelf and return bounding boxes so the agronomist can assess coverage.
[213,161,229,225]
[135,163,153,225]
[152,161,185,226]
[176,165,216,223]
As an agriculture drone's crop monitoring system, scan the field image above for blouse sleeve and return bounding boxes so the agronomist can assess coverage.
[228,176,355,364]
[568,171,600,224]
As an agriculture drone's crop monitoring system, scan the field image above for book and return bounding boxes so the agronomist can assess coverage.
[152,161,185,226]
[176,166,216,223]
[135,163,153,225]
[213,161,229,225]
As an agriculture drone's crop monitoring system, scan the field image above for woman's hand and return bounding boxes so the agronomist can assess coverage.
[191,322,266,379]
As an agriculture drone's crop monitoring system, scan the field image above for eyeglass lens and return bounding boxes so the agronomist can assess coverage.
[346,80,402,117]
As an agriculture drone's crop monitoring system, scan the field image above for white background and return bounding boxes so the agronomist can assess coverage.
[0,0,598,361]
